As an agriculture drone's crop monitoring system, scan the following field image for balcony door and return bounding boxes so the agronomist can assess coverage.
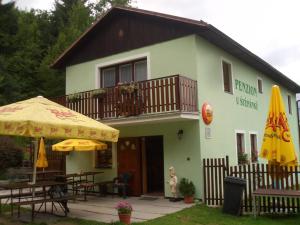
[100,59,147,88]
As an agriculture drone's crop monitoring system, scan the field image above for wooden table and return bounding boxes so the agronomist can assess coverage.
[0,180,74,221]
[23,170,64,181]
[252,188,300,217]
[56,171,103,200]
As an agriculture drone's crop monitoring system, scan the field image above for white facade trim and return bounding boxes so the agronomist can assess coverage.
[101,112,199,127]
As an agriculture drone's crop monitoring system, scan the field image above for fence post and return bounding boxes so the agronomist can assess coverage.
[225,155,229,177]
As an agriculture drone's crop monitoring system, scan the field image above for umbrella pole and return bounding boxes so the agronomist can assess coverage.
[32,138,39,184]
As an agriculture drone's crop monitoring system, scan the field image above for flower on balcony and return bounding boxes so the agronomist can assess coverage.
[91,88,107,98]
[119,82,138,94]
[238,152,249,164]
[67,93,81,103]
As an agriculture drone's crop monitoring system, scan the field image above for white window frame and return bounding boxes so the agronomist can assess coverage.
[95,52,151,89]
[221,58,234,94]
[257,77,263,94]
[235,130,246,163]
[249,131,258,163]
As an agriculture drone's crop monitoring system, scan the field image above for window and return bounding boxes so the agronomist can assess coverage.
[288,95,292,114]
[222,61,233,94]
[257,78,263,94]
[95,143,112,168]
[100,59,147,87]
[102,68,116,88]
[236,132,246,164]
[250,134,258,163]
[134,60,147,81]
[119,64,132,83]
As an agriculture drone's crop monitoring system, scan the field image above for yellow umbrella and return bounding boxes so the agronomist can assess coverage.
[0,96,119,142]
[259,85,298,168]
[52,139,107,151]
[0,96,119,184]
[36,137,48,168]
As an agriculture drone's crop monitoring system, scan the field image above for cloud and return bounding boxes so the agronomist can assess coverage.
[4,0,300,86]
[13,0,54,10]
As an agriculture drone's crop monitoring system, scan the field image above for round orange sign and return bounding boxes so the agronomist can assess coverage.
[202,103,213,125]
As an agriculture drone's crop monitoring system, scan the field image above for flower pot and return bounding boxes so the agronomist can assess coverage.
[118,213,131,224]
[184,195,194,204]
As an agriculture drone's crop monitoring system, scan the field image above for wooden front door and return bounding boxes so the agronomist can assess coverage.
[117,137,141,196]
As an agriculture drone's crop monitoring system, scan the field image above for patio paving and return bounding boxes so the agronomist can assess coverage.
[67,196,193,223]
[0,190,193,223]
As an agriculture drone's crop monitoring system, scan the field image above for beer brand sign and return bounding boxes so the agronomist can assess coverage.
[202,103,213,125]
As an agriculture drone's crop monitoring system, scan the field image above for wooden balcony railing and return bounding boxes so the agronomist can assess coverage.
[51,75,198,120]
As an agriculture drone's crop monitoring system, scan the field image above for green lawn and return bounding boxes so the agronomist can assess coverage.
[1,204,300,225]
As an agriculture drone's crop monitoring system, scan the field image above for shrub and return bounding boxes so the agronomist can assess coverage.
[238,152,249,164]
[179,178,195,197]
[0,146,23,171]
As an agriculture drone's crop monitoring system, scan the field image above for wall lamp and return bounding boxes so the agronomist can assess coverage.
[177,129,183,140]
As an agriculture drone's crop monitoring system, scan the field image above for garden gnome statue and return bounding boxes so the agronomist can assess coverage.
[168,166,178,200]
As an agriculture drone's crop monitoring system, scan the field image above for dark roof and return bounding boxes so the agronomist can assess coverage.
[51,6,300,93]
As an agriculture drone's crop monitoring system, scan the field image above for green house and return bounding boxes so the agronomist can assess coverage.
[51,7,300,199]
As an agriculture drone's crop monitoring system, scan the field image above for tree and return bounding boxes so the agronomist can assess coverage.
[0,0,133,105]
[94,0,132,15]
[0,1,19,105]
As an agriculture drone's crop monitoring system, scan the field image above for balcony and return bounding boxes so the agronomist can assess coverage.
[52,75,198,124]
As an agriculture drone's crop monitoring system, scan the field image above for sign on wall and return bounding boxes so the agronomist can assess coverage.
[235,79,258,110]
[202,103,213,125]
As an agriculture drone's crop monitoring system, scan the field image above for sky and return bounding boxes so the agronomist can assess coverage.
[5,0,300,87]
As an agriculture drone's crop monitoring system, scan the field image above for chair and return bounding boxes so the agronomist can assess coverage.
[112,172,132,199]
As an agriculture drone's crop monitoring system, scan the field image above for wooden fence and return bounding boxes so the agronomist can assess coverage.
[203,156,300,213]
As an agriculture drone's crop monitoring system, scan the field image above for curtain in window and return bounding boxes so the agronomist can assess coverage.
[134,61,147,81]
[102,68,116,87]
[119,64,132,83]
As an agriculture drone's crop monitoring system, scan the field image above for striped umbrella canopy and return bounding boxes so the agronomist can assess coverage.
[52,139,107,151]
[0,96,119,184]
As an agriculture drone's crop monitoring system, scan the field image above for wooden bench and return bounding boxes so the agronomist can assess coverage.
[0,190,45,213]
[13,195,76,221]
[253,188,300,217]
[77,182,109,200]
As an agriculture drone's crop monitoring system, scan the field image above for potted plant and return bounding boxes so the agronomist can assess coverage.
[91,88,107,98]
[67,93,81,103]
[179,178,195,204]
[115,201,133,224]
[238,152,249,164]
[119,82,138,94]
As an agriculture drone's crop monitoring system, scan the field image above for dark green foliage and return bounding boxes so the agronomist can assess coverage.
[238,152,249,164]
[179,178,195,197]
[0,146,23,171]
[94,0,132,15]
[0,0,132,105]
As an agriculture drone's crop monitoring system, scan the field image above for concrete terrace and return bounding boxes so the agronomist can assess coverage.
[68,196,193,223]
[0,192,193,223]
